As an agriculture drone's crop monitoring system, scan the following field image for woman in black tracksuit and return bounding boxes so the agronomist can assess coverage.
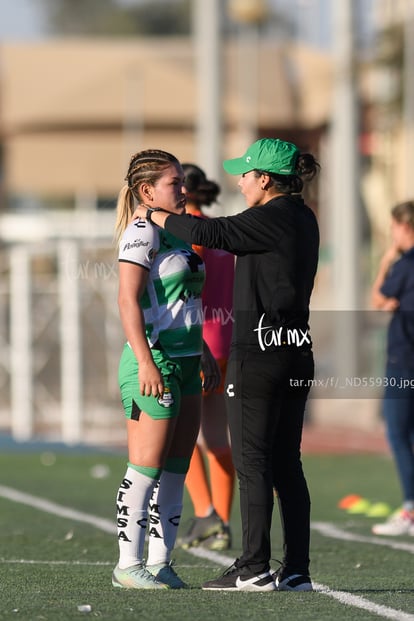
[135,137,320,592]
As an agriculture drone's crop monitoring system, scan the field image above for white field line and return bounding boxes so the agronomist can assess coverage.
[189,548,414,621]
[0,484,115,534]
[312,521,414,553]
[0,558,205,568]
[2,484,414,621]
[0,558,113,566]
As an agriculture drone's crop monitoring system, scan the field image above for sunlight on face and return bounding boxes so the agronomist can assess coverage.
[238,171,266,207]
[150,163,186,214]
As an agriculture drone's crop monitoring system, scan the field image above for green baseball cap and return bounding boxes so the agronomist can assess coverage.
[223,138,299,176]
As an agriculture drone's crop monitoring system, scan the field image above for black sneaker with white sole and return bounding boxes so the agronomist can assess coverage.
[202,561,276,592]
[273,567,313,592]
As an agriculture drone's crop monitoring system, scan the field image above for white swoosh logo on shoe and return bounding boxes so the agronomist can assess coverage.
[235,576,251,588]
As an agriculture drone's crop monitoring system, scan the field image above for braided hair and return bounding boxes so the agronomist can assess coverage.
[114,149,179,244]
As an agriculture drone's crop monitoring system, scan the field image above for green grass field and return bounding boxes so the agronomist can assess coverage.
[1,442,414,621]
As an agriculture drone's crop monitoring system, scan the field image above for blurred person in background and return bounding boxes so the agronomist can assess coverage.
[113,149,219,590]
[371,200,414,536]
[133,138,320,592]
[176,163,235,552]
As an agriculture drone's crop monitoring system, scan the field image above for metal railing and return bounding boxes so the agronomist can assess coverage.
[0,211,126,446]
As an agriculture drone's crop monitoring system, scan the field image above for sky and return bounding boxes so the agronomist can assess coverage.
[0,0,46,40]
[0,0,375,49]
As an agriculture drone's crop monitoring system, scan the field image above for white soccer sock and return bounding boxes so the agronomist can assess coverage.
[116,466,158,569]
[146,471,185,566]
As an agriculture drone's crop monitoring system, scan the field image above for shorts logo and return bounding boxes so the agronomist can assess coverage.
[226,383,235,398]
[157,387,174,408]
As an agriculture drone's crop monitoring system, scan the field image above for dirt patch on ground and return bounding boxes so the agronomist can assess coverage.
[301,423,389,454]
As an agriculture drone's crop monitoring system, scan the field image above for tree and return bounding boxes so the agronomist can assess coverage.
[39,0,192,37]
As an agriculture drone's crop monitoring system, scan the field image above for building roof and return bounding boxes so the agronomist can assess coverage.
[0,38,333,195]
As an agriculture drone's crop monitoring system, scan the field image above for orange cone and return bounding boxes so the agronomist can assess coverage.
[337,494,362,510]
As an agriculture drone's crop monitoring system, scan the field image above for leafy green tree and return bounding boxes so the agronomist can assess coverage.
[39,0,192,36]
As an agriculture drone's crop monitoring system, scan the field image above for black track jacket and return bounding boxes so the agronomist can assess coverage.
[165,195,319,353]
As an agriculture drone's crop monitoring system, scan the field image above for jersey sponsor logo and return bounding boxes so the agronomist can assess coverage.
[226,383,235,397]
[157,387,174,408]
[122,239,150,252]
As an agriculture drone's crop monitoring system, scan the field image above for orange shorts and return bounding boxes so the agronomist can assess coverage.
[201,357,228,395]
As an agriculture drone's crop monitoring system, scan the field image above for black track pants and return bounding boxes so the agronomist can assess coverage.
[225,348,313,575]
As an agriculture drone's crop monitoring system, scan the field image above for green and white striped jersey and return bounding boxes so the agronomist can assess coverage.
[118,217,205,357]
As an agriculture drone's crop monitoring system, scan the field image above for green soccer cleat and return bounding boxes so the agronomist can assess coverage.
[112,563,169,589]
[147,561,188,589]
